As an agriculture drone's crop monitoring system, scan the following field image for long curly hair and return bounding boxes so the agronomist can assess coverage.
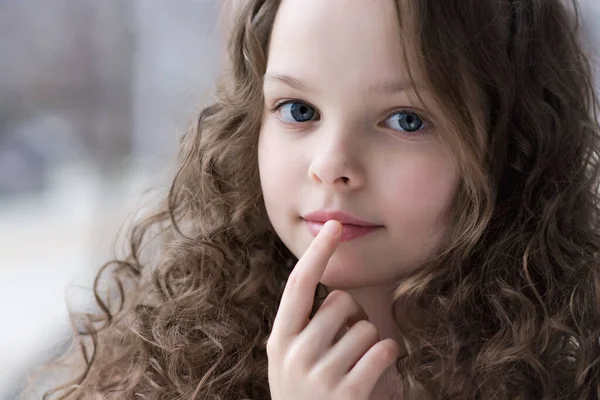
[26,0,600,398]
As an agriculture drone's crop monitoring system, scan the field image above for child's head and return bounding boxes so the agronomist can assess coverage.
[258,0,459,290]
[37,0,600,399]
[232,0,599,304]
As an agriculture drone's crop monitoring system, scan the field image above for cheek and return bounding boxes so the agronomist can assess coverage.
[258,125,302,210]
[382,154,458,224]
[258,131,277,196]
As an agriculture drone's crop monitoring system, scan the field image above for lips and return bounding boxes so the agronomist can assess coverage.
[304,221,381,241]
[302,211,383,242]
[302,211,381,226]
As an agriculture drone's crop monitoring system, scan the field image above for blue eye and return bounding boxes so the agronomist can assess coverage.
[383,110,426,134]
[277,101,318,123]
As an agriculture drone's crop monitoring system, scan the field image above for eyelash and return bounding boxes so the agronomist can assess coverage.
[269,99,431,138]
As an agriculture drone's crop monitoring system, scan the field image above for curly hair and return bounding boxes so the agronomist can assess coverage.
[25,0,600,398]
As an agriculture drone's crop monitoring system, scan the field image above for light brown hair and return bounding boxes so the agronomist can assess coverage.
[27,0,600,398]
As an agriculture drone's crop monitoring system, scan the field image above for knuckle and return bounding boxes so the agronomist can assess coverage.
[354,320,379,342]
[329,291,367,322]
[266,336,279,357]
[266,334,291,361]
[284,340,310,368]
[338,382,363,399]
[286,272,312,294]
[286,268,305,288]
[330,290,354,309]
[380,339,399,361]
[337,388,356,400]
[306,367,335,392]
[319,289,341,309]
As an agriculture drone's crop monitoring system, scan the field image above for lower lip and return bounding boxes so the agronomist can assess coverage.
[304,220,382,242]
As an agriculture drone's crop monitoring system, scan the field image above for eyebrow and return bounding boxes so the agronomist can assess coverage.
[263,73,426,94]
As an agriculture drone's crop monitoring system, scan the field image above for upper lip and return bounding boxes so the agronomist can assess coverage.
[302,211,382,227]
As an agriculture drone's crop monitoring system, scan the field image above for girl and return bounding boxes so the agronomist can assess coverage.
[28,0,600,398]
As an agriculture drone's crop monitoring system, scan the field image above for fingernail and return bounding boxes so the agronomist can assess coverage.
[323,220,340,235]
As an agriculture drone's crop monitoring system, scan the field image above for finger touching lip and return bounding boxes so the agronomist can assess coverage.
[304,220,382,242]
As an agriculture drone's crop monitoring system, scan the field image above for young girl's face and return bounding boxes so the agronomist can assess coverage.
[258,0,459,289]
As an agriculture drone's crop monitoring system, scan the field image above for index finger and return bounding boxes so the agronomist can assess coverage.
[271,220,342,340]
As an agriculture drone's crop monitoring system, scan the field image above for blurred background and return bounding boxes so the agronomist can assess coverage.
[0,0,225,398]
[0,1,598,399]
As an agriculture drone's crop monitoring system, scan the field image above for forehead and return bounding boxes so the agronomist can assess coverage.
[266,0,419,85]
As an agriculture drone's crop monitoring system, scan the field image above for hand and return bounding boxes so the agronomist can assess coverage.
[267,220,401,400]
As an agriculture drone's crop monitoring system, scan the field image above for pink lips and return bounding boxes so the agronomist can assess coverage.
[302,211,383,242]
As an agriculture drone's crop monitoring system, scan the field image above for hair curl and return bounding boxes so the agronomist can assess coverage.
[25,0,600,398]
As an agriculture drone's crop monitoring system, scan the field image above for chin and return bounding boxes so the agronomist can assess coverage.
[319,258,387,290]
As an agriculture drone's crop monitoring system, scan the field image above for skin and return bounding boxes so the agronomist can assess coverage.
[259,0,459,397]
[267,220,401,399]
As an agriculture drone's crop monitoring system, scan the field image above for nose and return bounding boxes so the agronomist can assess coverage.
[307,128,366,191]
